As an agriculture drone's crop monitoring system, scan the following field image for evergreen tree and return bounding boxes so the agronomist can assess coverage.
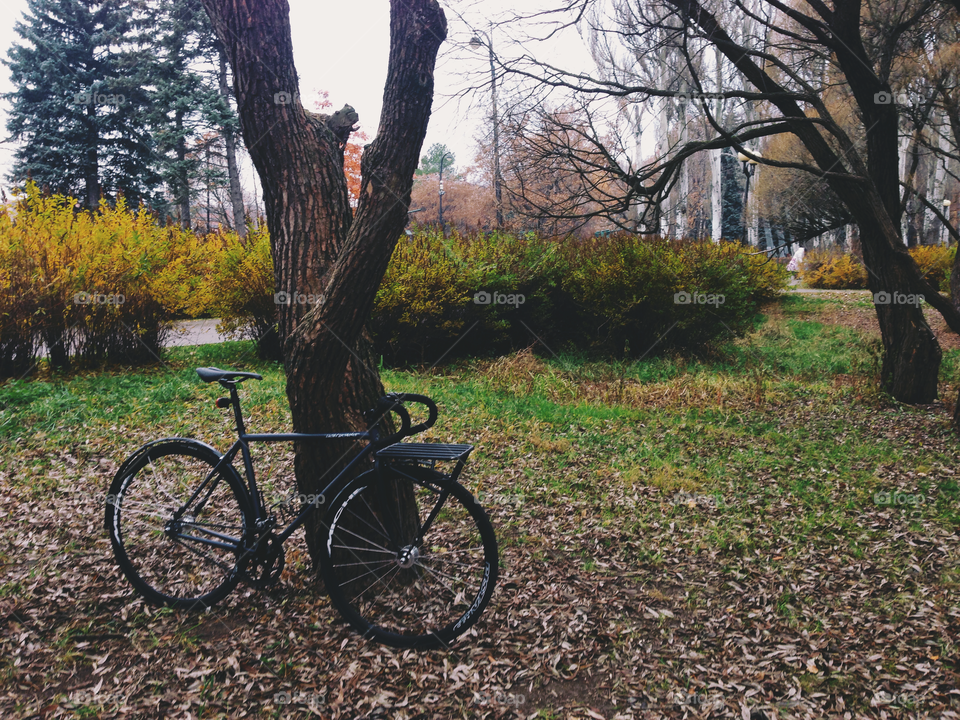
[416,143,456,177]
[4,0,159,210]
[720,147,745,241]
[143,0,233,228]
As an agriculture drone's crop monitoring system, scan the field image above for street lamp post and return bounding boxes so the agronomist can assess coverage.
[470,28,503,229]
[438,150,455,235]
[737,150,761,246]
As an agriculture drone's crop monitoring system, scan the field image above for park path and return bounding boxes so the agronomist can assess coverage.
[167,318,231,347]
[785,287,869,294]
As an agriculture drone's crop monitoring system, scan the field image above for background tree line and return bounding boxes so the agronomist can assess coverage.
[441,0,960,407]
[4,0,248,233]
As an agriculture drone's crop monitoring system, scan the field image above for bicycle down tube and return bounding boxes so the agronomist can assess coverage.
[169,431,378,553]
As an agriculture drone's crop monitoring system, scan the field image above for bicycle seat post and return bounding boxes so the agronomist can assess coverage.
[219,379,247,437]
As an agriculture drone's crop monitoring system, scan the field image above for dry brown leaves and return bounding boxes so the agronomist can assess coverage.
[2,361,960,718]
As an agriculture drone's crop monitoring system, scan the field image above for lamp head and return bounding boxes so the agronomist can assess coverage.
[470,36,483,48]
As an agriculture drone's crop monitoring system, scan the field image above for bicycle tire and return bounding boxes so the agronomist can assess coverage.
[319,466,498,649]
[105,439,252,610]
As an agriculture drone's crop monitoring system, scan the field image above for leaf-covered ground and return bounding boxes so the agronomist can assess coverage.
[1,294,959,719]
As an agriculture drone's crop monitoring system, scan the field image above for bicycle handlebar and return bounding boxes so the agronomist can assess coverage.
[368,393,438,446]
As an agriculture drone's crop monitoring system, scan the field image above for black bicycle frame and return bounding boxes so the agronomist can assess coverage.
[171,381,384,552]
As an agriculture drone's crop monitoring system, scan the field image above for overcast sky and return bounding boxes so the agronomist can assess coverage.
[0,0,598,200]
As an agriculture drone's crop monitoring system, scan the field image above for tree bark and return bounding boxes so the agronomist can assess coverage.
[84,103,99,211]
[201,0,446,563]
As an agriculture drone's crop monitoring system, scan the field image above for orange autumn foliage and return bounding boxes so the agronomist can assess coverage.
[314,90,366,206]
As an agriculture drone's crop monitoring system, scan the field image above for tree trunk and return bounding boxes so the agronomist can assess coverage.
[951,246,960,313]
[201,0,446,564]
[218,44,246,239]
[84,104,99,211]
[836,184,941,401]
[175,109,191,229]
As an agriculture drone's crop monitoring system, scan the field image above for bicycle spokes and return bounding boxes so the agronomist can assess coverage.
[322,469,498,648]
[107,443,250,609]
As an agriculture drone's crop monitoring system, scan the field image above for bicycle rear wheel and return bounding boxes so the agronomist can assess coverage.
[105,439,252,610]
[320,466,498,649]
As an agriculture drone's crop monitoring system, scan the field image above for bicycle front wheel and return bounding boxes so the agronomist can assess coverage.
[320,466,498,649]
[105,439,252,610]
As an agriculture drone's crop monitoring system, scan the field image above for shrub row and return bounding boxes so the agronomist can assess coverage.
[0,187,789,376]
[0,184,216,376]
[800,245,955,291]
[366,229,788,363]
[210,227,791,363]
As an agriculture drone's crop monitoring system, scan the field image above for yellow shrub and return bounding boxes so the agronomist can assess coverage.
[0,183,220,374]
[799,250,868,289]
[908,245,954,292]
[204,222,279,358]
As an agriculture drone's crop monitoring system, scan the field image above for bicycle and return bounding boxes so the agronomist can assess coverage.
[104,367,499,649]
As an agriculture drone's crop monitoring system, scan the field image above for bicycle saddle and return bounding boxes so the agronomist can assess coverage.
[196,367,263,383]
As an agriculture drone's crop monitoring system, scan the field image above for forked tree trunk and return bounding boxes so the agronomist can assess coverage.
[201,0,447,563]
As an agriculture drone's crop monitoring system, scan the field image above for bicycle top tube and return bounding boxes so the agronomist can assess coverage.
[241,431,372,443]
[198,366,438,449]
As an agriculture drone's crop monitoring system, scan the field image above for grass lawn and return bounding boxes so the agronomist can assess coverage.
[1,293,959,719]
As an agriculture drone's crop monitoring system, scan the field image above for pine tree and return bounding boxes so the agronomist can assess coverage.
[143,0,232,228]
[416,143,456,177]
[4,0,159,210]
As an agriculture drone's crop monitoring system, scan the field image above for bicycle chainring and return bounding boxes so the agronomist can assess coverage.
[242,533,285,589]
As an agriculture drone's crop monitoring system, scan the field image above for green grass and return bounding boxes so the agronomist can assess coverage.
[1,294,958,552]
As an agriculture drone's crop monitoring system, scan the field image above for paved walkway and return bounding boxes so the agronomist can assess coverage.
[785,287,869,294]
[167,319,233,346]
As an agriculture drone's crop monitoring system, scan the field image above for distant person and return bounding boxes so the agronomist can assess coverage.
[786,246,805,274]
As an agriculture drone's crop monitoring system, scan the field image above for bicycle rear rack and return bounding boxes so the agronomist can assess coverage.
[375,442,474,483]
[375,442,473,463]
